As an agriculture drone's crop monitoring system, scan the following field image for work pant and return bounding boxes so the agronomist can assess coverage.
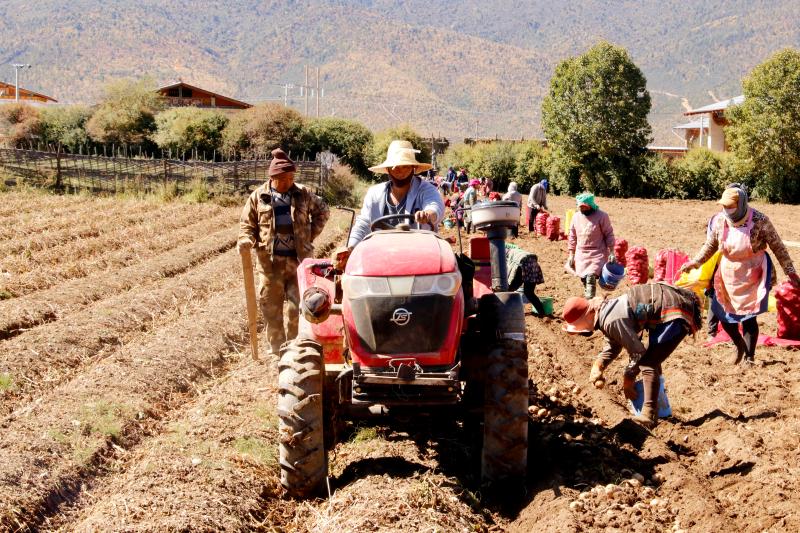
[637,321,688,414]
[257,255,300,354]
[720,317,759,362]
[527,207,539,233]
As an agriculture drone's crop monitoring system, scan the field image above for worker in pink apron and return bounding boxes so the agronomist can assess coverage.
[567,192,616,298]
[681,185,800,365]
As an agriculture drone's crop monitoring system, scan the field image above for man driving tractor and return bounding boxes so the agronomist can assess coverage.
[346,140,444,252]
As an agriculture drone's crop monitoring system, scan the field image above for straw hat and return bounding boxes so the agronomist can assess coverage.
[368,140,433,174]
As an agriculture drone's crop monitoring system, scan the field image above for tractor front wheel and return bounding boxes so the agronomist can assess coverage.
[278,338,327,498]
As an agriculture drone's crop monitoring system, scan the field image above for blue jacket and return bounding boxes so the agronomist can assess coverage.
[348,176,445,248]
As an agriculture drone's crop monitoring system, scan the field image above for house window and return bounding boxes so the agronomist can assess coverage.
[167,88,180,97]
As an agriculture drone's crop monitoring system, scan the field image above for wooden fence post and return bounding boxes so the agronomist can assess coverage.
[55,143,62,189]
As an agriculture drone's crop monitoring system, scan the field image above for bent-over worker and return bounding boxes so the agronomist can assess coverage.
[238,148,330,356]
[562,283,702,428]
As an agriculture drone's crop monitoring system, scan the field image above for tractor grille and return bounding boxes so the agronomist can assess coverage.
[350,295,453,354]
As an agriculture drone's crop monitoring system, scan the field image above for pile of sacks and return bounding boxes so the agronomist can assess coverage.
[653,249,689,284]
[775,281,800,340]
[625,246,649,285]
[535,211,550,236]
[546,216,561,241]
[614,239,629,267]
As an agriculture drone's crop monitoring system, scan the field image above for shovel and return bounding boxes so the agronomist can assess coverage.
[239,245,259,361]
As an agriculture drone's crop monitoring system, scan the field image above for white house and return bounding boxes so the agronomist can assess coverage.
[673,95,744,152]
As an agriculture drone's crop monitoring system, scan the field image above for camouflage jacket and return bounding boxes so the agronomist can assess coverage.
[238,183,330,264]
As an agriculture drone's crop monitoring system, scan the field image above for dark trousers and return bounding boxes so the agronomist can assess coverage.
[638,321,688,412]
[526,207,539,233]
[720,317,759,361]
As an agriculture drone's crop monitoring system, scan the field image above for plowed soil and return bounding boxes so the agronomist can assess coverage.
[2,191,799,532]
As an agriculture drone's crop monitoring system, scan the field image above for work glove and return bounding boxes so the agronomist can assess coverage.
[608,252,617,264]
[567,254,575,270]
[789,271,800,289]
[414,209,438,226]
[237,239,253,254]
[678,260,699,275]
[589,359,606,388]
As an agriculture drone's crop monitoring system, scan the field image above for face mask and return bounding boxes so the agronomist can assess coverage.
[724,207,737,216]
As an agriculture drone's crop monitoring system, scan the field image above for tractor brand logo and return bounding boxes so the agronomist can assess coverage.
[390,307,412,326]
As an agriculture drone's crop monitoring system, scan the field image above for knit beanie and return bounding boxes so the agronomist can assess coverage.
[269,148,296,176]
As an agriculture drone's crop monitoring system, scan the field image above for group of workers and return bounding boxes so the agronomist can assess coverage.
[238,140,799,430]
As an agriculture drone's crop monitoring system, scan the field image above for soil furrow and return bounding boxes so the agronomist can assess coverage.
[0,287,246,532]
[0,249,240,418]
[0,198,163,241]
[0,226,237,340]
[1,208,236,297]
[0,199,209,258]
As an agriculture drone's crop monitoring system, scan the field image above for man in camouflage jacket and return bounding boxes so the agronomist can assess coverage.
[238,148,330,356]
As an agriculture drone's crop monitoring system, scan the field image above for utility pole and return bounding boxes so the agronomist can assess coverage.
[475,119,479,140]
[279,83,295,107]
[12,64,31,102]
[316,67,320,118]
[304,65,309,116]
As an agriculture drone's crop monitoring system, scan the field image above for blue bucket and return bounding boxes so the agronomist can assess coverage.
[629,376,672,418]
[599,262,626,290]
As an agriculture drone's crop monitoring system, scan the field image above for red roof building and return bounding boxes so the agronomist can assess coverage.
[0,81,57,103]
[157,81,252,110]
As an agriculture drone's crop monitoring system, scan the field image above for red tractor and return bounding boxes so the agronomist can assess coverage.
[278,202,529,497]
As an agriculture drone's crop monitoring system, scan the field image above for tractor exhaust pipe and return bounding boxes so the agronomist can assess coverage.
[486,227,509,292]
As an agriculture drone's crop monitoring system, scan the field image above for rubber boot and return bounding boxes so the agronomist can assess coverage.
[633,374,660,429]
[583,275,597,299]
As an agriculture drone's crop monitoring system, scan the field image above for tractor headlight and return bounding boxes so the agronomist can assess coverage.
[411,272,461,296]
[342,275,391,299]
[343,272,461,299]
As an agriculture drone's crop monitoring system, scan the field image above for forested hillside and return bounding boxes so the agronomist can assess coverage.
[1,0,798,142]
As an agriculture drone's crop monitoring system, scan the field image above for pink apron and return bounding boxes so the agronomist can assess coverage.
[574,215,606,277]
[713,209,769,316]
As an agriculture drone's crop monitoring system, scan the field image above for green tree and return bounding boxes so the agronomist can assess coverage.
[222,103,305,156]
[542,41,652,196]
[672,148,726,200]
[303,117,374,176]
[513,141,550,192]
[86,78,164,146]
[38,106,92,152]
[367,125,431,181]
[151,107,228,157]
[726,48,800,203]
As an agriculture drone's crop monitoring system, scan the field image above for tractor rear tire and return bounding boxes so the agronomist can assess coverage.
[482,337,529,483]
[278,338,327,498]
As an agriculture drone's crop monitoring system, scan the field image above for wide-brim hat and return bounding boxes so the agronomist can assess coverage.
[562,296,595,334]
[368,140,433,174]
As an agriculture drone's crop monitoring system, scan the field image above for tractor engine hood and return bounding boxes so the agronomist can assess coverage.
[347,232,457,276]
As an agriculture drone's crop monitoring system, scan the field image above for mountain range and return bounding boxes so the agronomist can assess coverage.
[1,0,798,144]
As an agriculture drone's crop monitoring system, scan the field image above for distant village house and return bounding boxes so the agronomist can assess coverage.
[0,81,57,104]
[673,95,744,152]
[157,81,252,110]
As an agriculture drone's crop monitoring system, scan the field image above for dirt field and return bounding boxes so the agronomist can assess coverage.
[1,191,799,532]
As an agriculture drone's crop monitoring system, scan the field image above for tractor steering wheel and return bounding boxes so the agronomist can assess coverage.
[369,213,420,231]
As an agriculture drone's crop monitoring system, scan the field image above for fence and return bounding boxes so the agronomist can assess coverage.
[0,148,329,195]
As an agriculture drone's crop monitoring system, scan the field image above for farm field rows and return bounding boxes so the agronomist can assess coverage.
[1,191,799,532]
